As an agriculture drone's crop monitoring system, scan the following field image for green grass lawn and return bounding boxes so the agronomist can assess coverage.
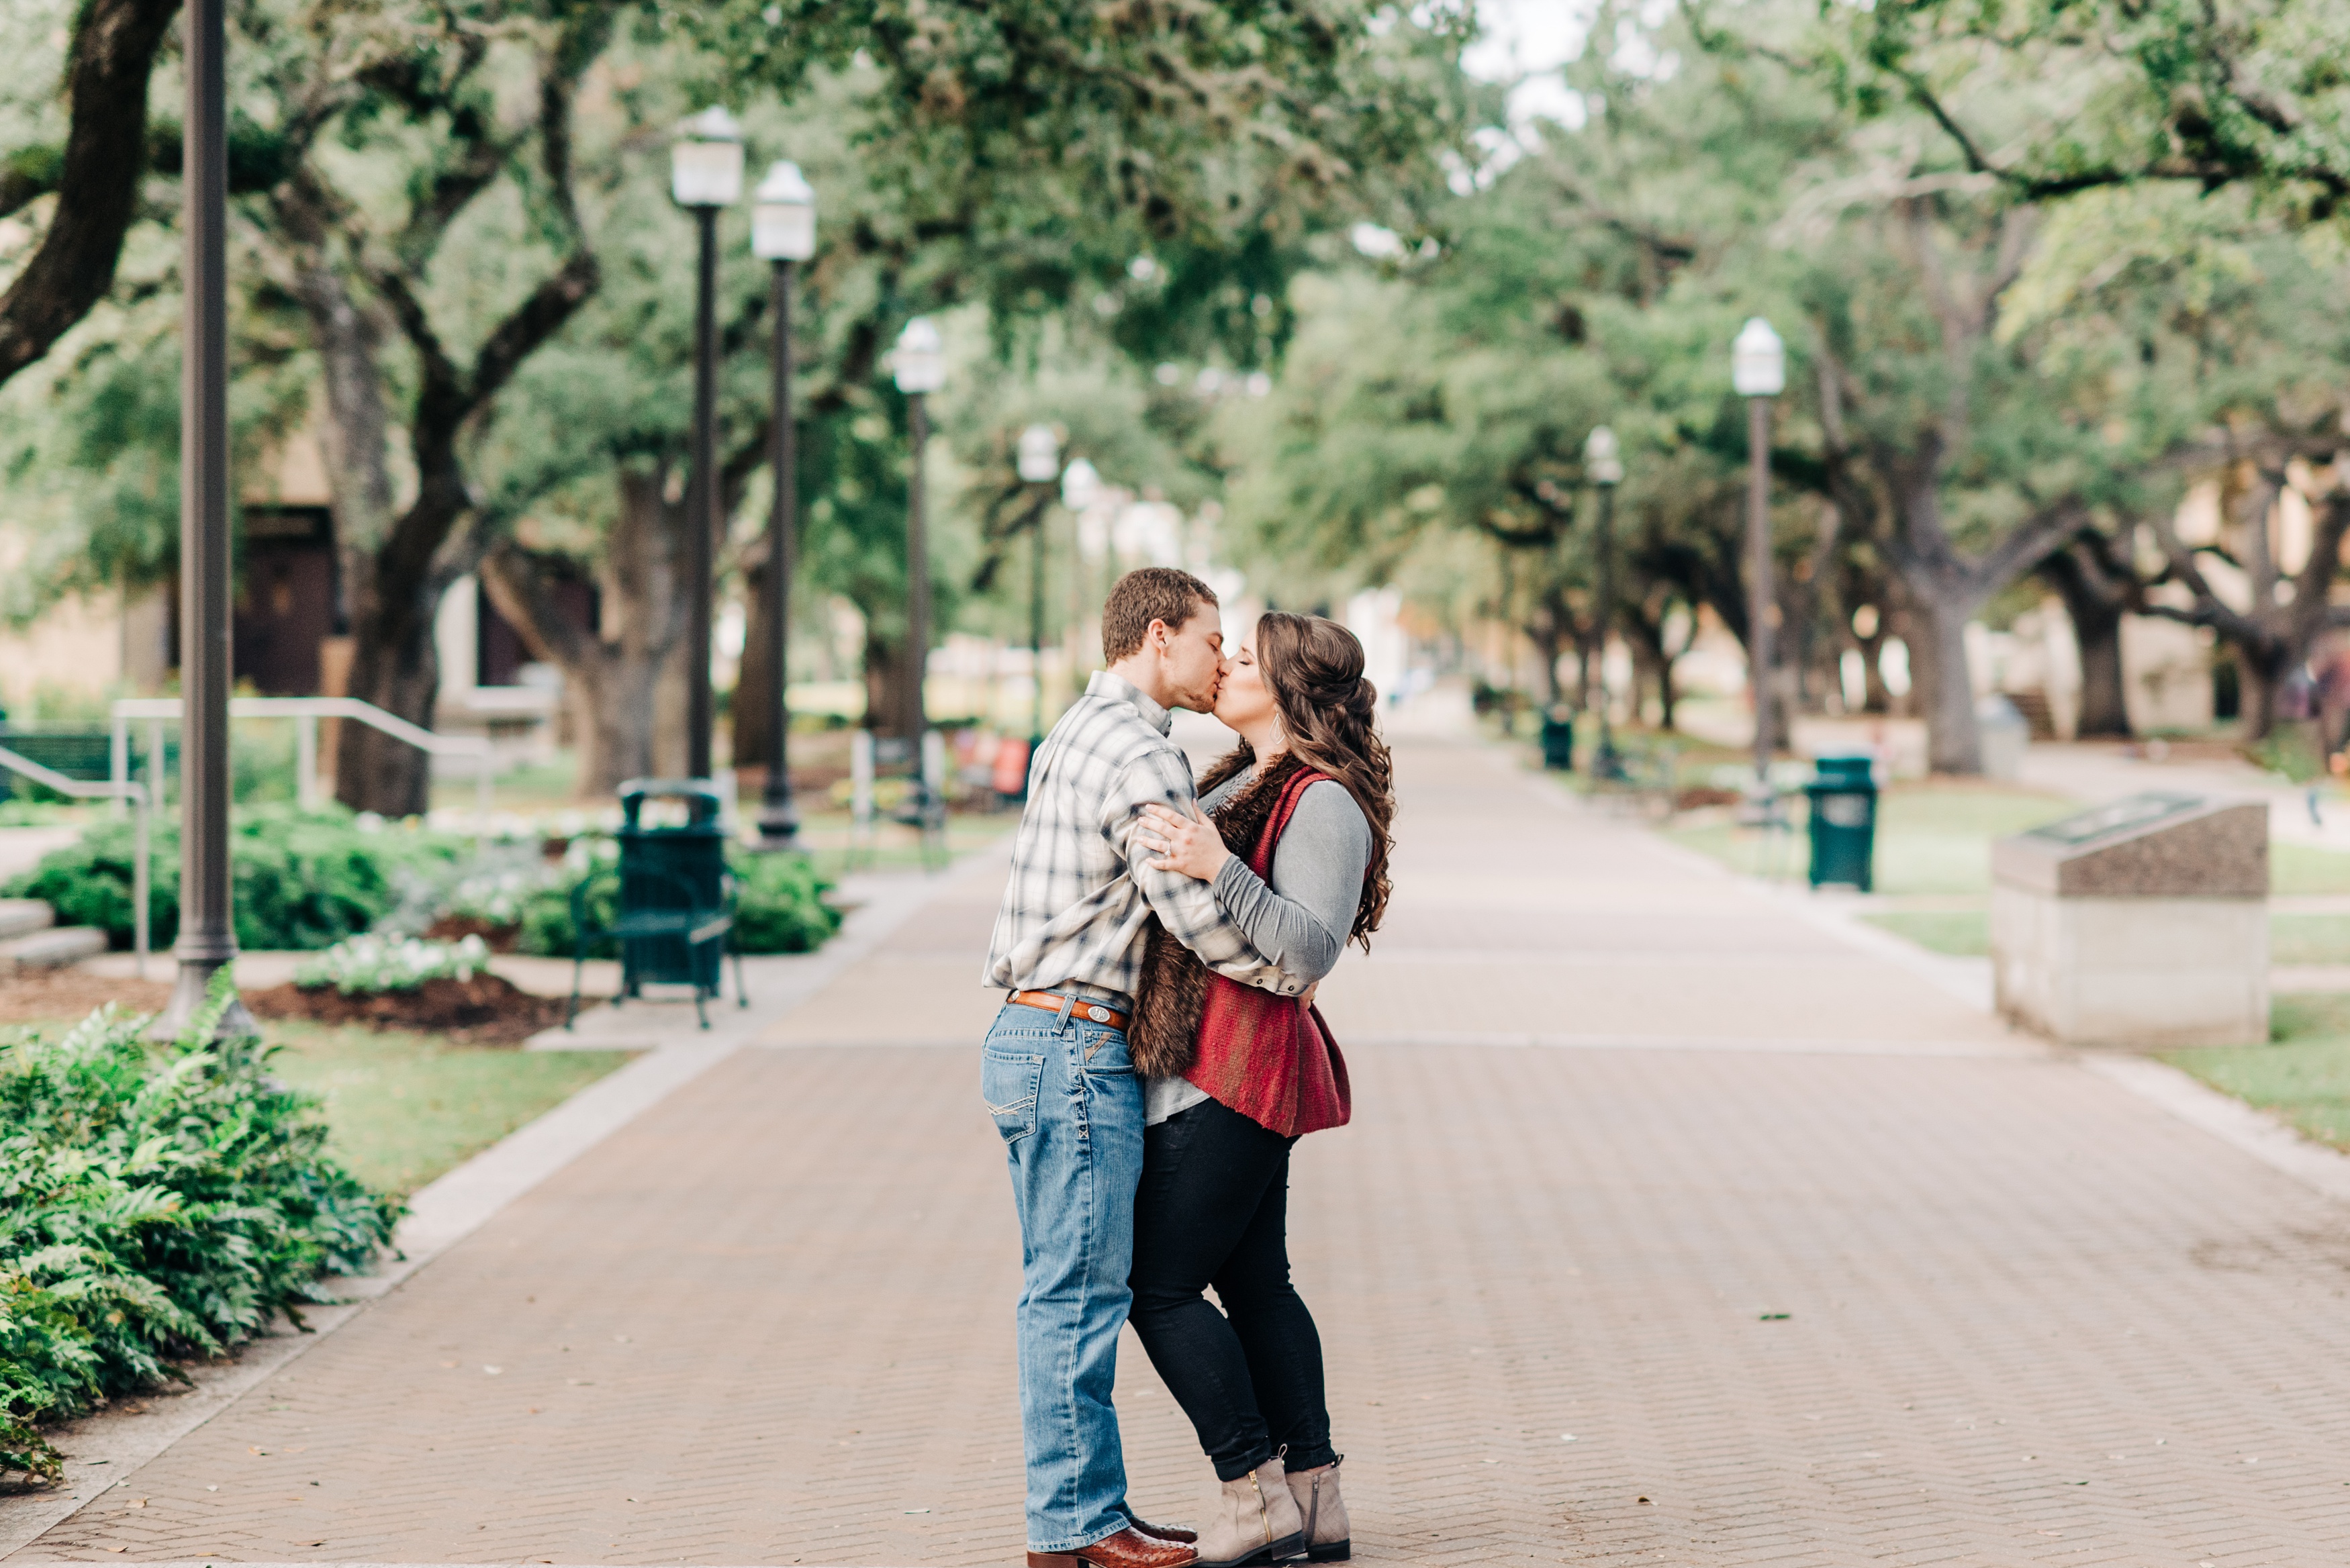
[261,1023,628,1195]
[789,808,1016,879]
[1863,910,2350,963]
[1671,780,2077,895]
[1859,910,1991,955]
[2271,842,2350,895]
[2167,994,2350,1153]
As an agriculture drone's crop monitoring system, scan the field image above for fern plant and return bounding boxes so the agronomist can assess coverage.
[0,978,397,1480]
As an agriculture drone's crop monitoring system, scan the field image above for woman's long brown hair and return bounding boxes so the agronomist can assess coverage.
[1198,611,1395,946]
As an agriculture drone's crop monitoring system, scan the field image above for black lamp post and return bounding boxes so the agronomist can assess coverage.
[892,317,945,743]
[1732,316,1787,785]
[671,107,744,782]
[751,159,814,846]
[1584,424,1625,780]
[1015,423,1062,755]
[155,0,253,1040]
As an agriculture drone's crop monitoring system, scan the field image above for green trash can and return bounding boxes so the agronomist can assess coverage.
[1803,754,1879,891]
[1540,709,1576,771]
[614,779,729,995]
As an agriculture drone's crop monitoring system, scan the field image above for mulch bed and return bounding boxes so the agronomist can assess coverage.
[423,914,522,952]
[244,972,573,1045]
[2,967,579,1045]
[0,969,173,1026]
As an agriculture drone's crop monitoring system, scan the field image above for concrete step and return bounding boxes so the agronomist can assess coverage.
[0,924,109,971]
[0,898,55,941]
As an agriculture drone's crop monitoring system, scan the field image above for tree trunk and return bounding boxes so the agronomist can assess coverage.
[1858,634,1894,713]
[733,548,779,770]
[863,623,920,740]
[2036,544,2132,739]
[477,469,692,798]
[2070,597,2130,739]
[1907,593,1983,774]
[335,569,442,816]
[2237,645,2285,742]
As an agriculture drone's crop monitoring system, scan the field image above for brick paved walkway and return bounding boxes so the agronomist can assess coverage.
[13,738,2350,1565]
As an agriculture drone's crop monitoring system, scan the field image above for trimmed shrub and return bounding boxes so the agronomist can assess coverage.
[733,852,843,954]
[511,843,839,958]
[0,806,466,952]
[0,982,399,1479]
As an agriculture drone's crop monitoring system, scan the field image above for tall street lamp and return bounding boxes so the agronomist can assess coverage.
[156,0,253,1040]
[892,317,945,743]
[1584,424,1625,780]
[1732,315,1786,787]
[751,159,814,847]
[1061,457,1101,695]
[672,107,743,782]
[1016,423,1062,756]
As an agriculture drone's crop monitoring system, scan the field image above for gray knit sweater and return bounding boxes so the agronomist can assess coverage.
[1143,769,1371,1126]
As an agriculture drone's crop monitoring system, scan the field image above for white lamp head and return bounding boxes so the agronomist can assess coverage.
[1732,316,1786,398]
[1584,425,1624,486]
[893,317,945,395]
[671,107,745,208]
[1017,424,1062,484]
[1061,457,1101,511]
[751,160,816,261]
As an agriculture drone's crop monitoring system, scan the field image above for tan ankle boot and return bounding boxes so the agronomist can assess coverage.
[1283,1456,1349,1563]
[1194,1456,1305,1567]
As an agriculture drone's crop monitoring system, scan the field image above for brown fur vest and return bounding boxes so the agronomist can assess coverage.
[1127,753,1311,1077]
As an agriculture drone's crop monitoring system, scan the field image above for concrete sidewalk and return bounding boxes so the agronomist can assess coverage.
[10,739,2350,1565]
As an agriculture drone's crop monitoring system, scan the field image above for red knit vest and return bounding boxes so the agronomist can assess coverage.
[1182,766,1354,1138]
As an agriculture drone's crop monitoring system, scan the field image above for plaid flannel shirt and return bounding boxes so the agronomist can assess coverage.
[984,671,1305,1001]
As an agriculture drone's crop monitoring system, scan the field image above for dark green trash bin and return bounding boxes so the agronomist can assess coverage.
[1540,709,1575,771]
[613,778,728,997]
[1803,754,1879,891]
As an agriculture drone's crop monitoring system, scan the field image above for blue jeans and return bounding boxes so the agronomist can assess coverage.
[983,1000,1143,1553]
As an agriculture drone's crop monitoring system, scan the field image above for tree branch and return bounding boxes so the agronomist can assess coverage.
[0,0,183,387]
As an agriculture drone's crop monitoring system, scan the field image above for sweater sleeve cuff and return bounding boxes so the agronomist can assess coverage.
[1211,854,1264,910]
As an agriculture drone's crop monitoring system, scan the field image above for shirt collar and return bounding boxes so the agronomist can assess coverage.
[1088,670,1173,736]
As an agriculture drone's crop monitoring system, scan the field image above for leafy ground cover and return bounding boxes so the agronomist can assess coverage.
[2166,995,2350,1153]
[259,1023,626,1197]
[0,990,397,1479]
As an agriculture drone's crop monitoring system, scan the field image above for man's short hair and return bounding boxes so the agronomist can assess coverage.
[1102,567,1217,664]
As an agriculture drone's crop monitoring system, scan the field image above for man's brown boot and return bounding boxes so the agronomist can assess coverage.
[1026,1525,1196,1568]
[1283,1456,1349,1563]
[1129,1516,1199,1545]
[1193,1457,1304,1567]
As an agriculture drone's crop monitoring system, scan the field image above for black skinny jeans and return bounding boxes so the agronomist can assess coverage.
[1128,1096,1335,1482]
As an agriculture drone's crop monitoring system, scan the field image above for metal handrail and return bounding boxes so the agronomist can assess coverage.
[0,744,150,975]
[111,695,495,841]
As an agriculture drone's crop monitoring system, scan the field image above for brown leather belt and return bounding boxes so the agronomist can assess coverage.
[1010,989,1131,1031]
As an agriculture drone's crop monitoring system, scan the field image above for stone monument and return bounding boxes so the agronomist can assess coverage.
[1991,792,2267,1047]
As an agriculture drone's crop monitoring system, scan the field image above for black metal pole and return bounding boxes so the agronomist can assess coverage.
[687,203,719,781]
[756,257,800,846]
[1748,394,1775,784]
[156,0,252,1041]
[904,391,931,741]
[1029,491,1047,751]
[1594,482,1619,778]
